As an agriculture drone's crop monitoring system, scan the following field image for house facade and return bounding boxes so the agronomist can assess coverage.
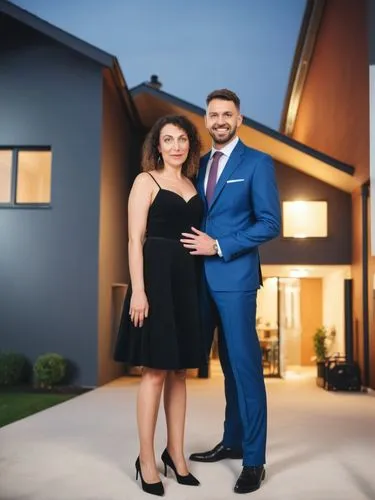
[1,0,372,387]
[0,0,142,386]
[280,0,374,388]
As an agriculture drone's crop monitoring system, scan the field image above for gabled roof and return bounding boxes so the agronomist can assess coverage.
[0,0,357,192]
[131,83,356,192]
[0,0,140,127]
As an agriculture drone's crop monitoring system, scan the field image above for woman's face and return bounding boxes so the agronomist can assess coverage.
[158,124,190,167]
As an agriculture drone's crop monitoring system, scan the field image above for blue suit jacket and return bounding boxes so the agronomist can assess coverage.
[197,139,281,291]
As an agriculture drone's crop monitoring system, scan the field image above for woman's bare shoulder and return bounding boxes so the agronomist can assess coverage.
[133,171,158,190]
[133,171,153,184]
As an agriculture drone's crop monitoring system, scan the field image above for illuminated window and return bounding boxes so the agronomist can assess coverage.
[0,148,52,206]
[16,151,52,204]
[0,150,12,203]
[282,201,328,238]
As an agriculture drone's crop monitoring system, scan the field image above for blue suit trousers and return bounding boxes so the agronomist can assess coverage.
[201,276,267,466]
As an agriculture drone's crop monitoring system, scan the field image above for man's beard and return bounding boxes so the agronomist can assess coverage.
[209,126,237,145]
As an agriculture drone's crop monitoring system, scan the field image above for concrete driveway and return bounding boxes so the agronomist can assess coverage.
[1,367,374,500]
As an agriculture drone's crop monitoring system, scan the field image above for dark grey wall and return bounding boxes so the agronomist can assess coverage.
[260,162,352,264]
[0,17,102,386]
[368,0,375,65]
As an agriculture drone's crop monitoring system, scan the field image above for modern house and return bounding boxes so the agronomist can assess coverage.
[0,0,143,387]
[0,0,373,388]
[279,0,373,388]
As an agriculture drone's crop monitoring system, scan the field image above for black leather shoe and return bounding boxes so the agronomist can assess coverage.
[189,443,243,462]
[234,465,265,494]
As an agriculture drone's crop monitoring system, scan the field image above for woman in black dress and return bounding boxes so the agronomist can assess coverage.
[114,115,204,496]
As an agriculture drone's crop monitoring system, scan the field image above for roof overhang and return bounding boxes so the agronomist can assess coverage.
[280,0,326,136]
[0,0,141,128]
[132,84,356,193]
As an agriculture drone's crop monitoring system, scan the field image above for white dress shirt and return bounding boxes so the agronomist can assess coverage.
[204,136,239,257]
[204,136,239,191]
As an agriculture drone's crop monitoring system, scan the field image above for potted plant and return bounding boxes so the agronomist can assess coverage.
[313,326,336,387]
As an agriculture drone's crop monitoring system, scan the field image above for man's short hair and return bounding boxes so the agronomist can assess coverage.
[206,89,240,110]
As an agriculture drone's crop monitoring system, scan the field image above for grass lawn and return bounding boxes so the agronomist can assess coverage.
[0,392,76,428]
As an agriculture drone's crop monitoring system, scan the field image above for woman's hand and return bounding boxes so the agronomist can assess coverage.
[130,290,149,328]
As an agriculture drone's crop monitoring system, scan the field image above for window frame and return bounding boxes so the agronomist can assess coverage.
[0,148,14,205]
[0,146,52,208]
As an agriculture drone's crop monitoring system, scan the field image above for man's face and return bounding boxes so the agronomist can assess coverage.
[205,98,243,146]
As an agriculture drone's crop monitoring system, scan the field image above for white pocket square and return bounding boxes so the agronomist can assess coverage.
[227,179,245,183]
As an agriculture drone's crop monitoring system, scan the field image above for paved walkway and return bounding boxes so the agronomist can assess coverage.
[1,368,374,500]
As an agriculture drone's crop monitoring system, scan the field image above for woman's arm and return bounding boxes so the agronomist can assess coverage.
[128,173,154,327]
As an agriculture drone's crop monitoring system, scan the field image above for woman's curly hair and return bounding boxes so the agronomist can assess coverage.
[141,115,202,178]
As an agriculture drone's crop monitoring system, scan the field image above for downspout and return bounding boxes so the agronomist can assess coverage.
[361,181,370,387]
[344,279,353,363]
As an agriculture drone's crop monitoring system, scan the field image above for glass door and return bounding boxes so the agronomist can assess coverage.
[211,276,303,378]
[257,277,280,376]
[278,278,302,377]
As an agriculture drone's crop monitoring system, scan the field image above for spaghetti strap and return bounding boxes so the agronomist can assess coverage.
[148,172,162,189]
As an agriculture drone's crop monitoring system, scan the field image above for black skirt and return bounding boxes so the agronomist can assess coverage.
[113,237,205,370]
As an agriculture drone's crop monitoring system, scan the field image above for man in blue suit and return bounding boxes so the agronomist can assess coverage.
[181,89,281,493]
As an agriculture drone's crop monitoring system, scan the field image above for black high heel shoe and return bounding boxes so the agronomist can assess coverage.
[161,449,200,486]
[135,457,165,496]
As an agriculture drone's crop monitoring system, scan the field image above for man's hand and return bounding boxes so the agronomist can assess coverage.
[181,227,217,256]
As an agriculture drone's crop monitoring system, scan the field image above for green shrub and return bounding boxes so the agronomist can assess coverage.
[33,353,66,389]
[0,352,27,386]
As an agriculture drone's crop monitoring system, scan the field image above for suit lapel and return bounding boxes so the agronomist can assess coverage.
[209,140,245,211]
[197,153,210,210]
